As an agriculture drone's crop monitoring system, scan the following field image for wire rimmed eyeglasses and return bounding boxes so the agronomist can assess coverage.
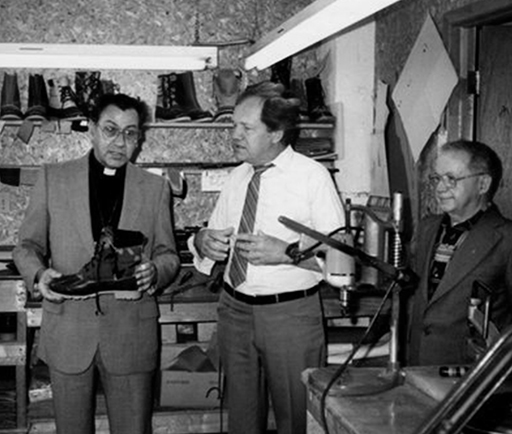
[99,124,141,145]
[428,172,488,189]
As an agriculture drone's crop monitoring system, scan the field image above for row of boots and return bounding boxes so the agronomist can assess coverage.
[0,71,117,122]
[270,56,334,123]
[156,68,334,124]
[1,68,334,125]
[156,69,244,123]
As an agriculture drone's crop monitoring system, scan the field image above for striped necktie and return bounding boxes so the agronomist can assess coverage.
[229,164,273,289]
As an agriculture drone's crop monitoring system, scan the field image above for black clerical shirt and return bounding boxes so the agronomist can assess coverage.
[88,152,126,241]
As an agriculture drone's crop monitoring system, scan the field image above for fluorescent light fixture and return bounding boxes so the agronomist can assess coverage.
[0,43,218,70]
[245,0,400,70]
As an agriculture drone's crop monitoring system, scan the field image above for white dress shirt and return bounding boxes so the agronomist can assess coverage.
[189,146,345,296]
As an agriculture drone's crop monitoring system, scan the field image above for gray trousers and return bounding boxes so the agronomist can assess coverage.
[49,350,154,434]
[217,288,325,434]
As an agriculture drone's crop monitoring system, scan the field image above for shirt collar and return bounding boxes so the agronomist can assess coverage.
[241,145,293,175]
[443,207,486,231]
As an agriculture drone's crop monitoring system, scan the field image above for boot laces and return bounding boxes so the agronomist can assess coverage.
[59,86,77,105]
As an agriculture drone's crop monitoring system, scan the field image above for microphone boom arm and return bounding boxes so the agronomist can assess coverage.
[279,216,399,278]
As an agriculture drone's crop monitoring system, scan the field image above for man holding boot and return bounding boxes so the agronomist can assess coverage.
[14,93,180,434]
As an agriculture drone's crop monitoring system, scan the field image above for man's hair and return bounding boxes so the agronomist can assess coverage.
[440,139,503,200]
[237,81,300,146]
[89,93,150,130]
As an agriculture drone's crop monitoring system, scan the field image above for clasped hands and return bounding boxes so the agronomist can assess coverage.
[196,227,289,265]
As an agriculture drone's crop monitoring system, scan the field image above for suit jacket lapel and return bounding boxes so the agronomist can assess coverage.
[418,217,442,301]
[429,212,501,305]
[71,155,95,256]
[119,163,143,229]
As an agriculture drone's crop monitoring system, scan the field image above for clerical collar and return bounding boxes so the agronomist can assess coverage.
[89,152,126,179]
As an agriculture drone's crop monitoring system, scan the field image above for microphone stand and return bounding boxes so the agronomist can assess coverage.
[279,193,414,396]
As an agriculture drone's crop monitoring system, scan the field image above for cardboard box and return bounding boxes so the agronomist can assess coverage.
[159,370,222,408]
[159,345,222,408]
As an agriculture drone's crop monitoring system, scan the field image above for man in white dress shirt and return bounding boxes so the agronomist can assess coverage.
[190,81,345,434]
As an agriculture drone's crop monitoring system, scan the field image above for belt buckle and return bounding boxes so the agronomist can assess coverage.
[274,293,280,303]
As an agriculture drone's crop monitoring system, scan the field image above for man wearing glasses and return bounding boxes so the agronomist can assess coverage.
[14,93,179,434]
[406,139,512,366]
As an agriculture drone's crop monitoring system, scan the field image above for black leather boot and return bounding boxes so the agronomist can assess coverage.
[305,76,335,123]
[49,228,147,299]
[0,73,23,120]
[75,71,103,118]
[270,56,292,90]
[178,72,212,122]
[290,78,310,123]
[25,74,50,121]
[155,73,190,122]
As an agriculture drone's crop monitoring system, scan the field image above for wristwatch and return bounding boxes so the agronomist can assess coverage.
[285,241,302,264]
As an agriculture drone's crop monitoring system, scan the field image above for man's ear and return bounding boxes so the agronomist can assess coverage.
[479,174,492,195]
[271,129,284,144]
[88,121,98,141]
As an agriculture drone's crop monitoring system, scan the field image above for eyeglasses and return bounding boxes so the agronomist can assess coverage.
[428,172,488,189]
[99,124,140,145]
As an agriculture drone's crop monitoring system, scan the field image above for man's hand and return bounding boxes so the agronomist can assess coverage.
[234,231,289,265]
[37,268,66,302]
[136,261,157,295]
[195,227,234,261]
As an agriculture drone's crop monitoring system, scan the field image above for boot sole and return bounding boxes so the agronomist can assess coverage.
[49,275,140,299]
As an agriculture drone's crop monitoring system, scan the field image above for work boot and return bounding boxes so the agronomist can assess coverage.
[101,79,120,95]
[155,73,190,122]
[212,68,243,122]
[0,73,23,120]
[305,76,335,123]
[270,56,292,90]
[178,72,212,122]
[290,78,310,123]
[49,228,147,299]
[75,71,103,118]
[25,74,50,121]
[47,76,84,120]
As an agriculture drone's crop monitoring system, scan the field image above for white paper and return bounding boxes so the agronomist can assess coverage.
[201,169,230,192]
[391,14,458,163]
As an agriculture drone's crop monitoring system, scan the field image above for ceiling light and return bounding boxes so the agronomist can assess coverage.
[245,0,400,70]
[0,43,218,71]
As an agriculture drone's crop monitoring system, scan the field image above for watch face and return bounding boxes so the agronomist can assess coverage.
[286,242,301,263]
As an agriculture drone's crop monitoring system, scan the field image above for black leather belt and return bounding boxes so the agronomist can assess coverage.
[223,282,319,305]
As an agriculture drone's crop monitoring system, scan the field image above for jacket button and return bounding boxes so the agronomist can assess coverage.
[423,326,431,336]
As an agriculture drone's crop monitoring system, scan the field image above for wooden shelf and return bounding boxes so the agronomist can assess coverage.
[1,119,334,130]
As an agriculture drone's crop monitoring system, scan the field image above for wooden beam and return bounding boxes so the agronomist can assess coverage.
[445,0,512,27]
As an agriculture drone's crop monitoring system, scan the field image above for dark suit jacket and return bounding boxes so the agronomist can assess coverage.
[14,154,180,374]
[406,206,512,366]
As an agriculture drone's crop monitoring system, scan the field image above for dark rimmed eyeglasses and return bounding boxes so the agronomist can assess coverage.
[428,172,488,189]
[99,124,140,145]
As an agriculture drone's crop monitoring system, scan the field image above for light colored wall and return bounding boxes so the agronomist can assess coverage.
[321,22,377,205]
